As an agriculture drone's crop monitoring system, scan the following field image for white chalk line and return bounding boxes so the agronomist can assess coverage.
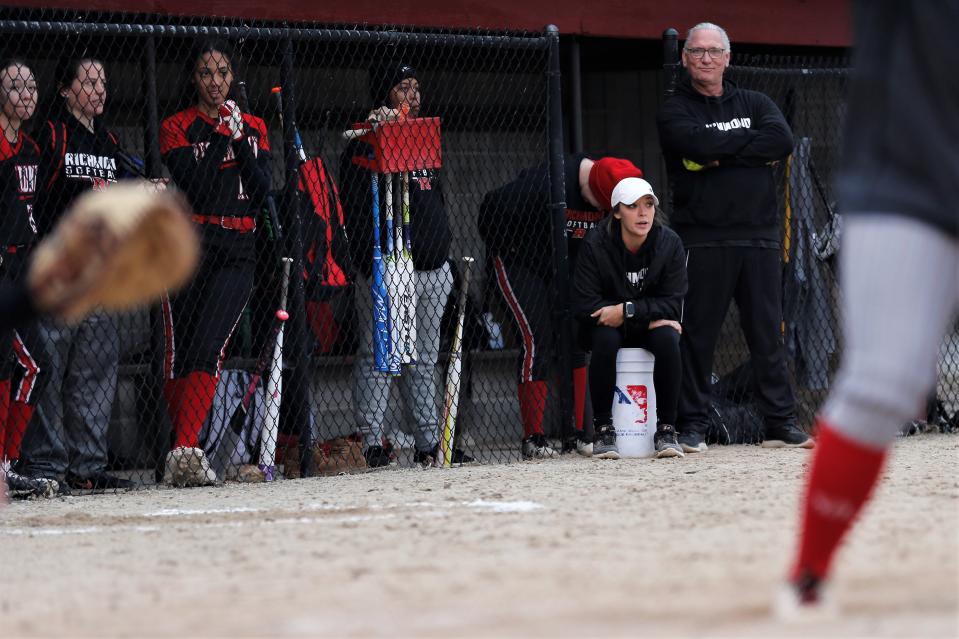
[0,499,544,537]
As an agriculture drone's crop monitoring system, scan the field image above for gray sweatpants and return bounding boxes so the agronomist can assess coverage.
[18,312,119,477]
[823,215,959,447]
[353,263,453,451]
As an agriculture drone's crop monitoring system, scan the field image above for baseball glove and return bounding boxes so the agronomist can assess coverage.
[28,181,200,322]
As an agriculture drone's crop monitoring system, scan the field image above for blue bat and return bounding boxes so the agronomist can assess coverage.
[370,162,391,373]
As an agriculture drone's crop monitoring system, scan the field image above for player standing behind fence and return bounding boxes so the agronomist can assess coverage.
[780,1,959,614]
[0,59,58,499]
[16,55,133,493]
[657,22,811,454]
[338,61,470,468]
[159,39,272,487]
[479,156,642,459]
[572,178,687,459]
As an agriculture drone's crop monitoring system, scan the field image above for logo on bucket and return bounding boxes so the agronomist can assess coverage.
[614,385,648,424]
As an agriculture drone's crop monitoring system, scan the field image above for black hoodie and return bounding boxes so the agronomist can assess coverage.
[572,217,687,345]
[657,77,794,247]
[478,153,599,277]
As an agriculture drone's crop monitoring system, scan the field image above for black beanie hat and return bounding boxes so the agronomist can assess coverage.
[369,61,416,106]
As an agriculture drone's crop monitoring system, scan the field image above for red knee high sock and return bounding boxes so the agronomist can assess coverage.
[168,371,218,450]
[517,380,547,439]
[792,418,888,582]
[0,379,10,461]
[5,400,33,461]
[573,366,586,434]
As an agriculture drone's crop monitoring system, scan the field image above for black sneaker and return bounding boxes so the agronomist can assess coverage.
[521,434,555,459]
[654,423,685,459]
[66,471,135,491]
[5,470,58,499]
[412,447,436,468]
[364,445,392,468]
[762,422,815,449]
[593,423,620,459]
[443,445,475,465]
[677,429,708,453]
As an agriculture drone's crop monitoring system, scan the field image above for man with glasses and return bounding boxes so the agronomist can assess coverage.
[657,22,810,454]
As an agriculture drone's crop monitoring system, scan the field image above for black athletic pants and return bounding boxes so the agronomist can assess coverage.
[163,228,255,378]
[678,246,796,435]
[0,250,48,405]
[587,324,681,426]
[493,255,586,382]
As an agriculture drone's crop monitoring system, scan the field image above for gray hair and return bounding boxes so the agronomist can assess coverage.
[686,22,731,52]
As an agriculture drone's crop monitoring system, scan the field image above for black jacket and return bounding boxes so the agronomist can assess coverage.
[572,218,688,344]
[478,153,600,277]
[657,77,794,247]
[338,138,451,278]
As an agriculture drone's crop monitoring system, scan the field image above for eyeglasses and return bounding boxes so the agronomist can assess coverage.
[685,47,726,59]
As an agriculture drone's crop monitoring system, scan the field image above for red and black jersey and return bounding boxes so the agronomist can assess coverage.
[33,111,121,237]
[0,131,40,246]
[160,106,272,219]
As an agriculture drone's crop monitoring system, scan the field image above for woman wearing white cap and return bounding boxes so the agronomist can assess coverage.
[572,177,688,459]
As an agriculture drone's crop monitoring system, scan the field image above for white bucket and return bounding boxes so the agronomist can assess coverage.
[611,348,657,458]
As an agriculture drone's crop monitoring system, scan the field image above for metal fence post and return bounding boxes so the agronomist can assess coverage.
[546,24,573,446]
[663,28,680,98]
[279,35,315,478]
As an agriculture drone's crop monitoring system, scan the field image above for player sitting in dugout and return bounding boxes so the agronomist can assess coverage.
[572,177,688,460]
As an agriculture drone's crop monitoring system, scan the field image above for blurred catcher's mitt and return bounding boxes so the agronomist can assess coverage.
[28,181,199,322]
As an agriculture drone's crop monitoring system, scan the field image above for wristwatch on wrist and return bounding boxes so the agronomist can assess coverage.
[624,301,636,319]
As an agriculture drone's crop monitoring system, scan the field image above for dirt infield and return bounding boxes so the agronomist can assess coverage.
[1,434,956,638]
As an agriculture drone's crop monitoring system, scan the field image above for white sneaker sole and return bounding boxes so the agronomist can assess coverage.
[576,443,593,457]
[680,442,708,453]
[762,438,815,449]
[655,447,685,459]
[594,450,621,460]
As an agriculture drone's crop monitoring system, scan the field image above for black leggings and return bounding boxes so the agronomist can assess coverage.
[163,230,255,378]
[493,255,586,382]
[0,251,48,405]
[587,324,681,426]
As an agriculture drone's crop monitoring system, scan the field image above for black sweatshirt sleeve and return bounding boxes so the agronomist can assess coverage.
[338,142,374,279]
[572,239,621,324]
[163,135,232,206]
[232,138,272,208]
[626,234,688,329]
[657,99,756,164]
[729,92,794,166]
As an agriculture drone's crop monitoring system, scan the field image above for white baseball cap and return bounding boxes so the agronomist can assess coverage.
[611,177,659,208]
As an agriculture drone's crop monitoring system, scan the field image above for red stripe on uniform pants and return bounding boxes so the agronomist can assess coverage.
[0,379,9,460]
[161,295,175,380]
[11,332,38,402]
[493,256,535,383]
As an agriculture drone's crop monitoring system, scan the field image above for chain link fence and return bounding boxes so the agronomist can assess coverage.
[661,38,959,444]
[0,8,571,495]
[3,11,955,497]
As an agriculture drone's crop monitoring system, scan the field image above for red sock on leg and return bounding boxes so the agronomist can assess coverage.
[517,380,547,439]
[0,379,10,461]
[573,366,586,434]
[170,371,218,450]
[792,418,888,582]
[5,400,33,461]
